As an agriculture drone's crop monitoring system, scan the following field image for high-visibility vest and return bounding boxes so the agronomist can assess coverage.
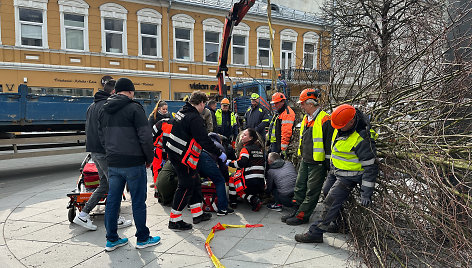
[267,106,295,150]
[215,109,237,127]
[297,111,328,161]
[330,128,377,171]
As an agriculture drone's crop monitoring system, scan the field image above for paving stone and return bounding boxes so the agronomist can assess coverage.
[17,222,88,242]
[143,253,211,268]
[75,248,160,267]
[5,239,57,260]
[166,229,209,257]
[224,239,294,265]
[244,222,306,243]
[3,220,56,239]
[0,244,24,268]
[7,207,52,221]
[20,243,103,268]
[219,259,278,268]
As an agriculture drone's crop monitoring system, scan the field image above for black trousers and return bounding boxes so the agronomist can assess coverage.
[171,160,203,211]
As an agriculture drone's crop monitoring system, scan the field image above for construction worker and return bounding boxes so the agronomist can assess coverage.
[267,92,295,155]
[295,104,378,243]
[244,93,270,139]
[215,98,238,141]
[166,91,227,231]
[282,88,330,225]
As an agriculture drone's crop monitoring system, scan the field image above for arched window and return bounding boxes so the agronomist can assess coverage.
[202,18,223,63]
[280,29,298,69]
[172,14,195,61]
[100,3,128,54]
[231,22,249,65]
[256,26,274,67]
[303,32,319,69]
[58,0,89,51]
[14,0,49,48]
[137,8,162,57]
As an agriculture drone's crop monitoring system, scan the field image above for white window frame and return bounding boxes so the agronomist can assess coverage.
[172,14,195,61]
[231,22,249,66]
[137,8,162,58]
[256,26,274,67]
[59,0,89,52]
[202,18,223,64]
[303,31,319,70]
[14,0,48,48]
[280,29,298,69]
[100,3,128,55]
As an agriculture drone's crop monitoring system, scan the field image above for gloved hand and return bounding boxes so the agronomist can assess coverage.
[226,159,232,166]
[219,152,227,162]
[361,196,371,207]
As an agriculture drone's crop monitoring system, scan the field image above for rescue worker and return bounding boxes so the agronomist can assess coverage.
[267,92,295,156]
[244,93,270,139]
[151,117,174,197]
[295,104,378,243]
[282,88,329,225]
[215,98,238,141]
[166,91,227,231]
[227,128,265,211]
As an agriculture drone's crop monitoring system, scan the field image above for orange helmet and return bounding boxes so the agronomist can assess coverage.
[270,92,286,104]
[221,98,230,105]
[298,88,320,103]
[331,104,356,129]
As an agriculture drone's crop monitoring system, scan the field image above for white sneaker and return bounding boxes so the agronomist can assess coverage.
[73,214,97,231]
[117,216,132,229]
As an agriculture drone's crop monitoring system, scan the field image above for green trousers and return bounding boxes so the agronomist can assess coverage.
[293,161,327,221]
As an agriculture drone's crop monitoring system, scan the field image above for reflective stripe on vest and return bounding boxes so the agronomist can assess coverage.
[215,109,237,126]
[297,111,328,161]
[331,129,363,171]
[267,114,279,143]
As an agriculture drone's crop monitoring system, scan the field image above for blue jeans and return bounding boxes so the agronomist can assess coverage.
[197,152,228,211]
[106,165,150,243]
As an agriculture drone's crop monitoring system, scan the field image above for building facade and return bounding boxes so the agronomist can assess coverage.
[0,0,330,100]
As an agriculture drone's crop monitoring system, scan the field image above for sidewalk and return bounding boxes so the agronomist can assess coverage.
[1,171,361,267]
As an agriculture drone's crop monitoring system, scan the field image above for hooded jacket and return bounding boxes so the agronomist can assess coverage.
[85,90,110,153]
[98,94,154,167]
[245,103,270,137]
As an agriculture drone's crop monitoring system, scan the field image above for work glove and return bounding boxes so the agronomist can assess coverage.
[361,196,371,207]
[219,152,227,162]
[226,159,232,166]
[281,150,287,159]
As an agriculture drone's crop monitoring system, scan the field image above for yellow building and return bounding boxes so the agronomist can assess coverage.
[0,0,330,100]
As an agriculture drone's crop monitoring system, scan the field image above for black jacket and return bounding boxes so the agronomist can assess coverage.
[98,94,154,167]
[85,90,110,153]
[148,111,170,128]
[244,103,270,137]
[166,102,223,165]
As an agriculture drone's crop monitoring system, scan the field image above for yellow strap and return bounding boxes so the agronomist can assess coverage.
[205,222,264,267]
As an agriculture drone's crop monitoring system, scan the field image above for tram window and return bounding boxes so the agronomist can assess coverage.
[246,85,259,97]
[28,87,93,96]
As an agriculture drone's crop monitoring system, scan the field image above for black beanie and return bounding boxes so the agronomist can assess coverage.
[115,78,135,92]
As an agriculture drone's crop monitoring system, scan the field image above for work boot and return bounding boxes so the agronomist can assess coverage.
[168,220,192,231]
[286,216,309,225]
[193,212,212,224]
[281,208,297,223]
[250,196,263,212]
[295,232,323,243]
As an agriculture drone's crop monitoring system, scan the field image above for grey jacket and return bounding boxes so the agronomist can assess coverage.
[266,159,297,196]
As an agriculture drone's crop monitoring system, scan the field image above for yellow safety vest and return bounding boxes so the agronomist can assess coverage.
[297,111,328,161]
[215,109,237,127]
[331,128,377,171]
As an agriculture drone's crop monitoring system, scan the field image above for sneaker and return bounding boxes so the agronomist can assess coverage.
[217,207,235,216]
[193,212,212,224]
[286,216,309,226]
[136,236,161,249]
[267,203,283,212]
[73,214,97,231]
[168,220,192,231]
[105,238,129,251]
[295,233,323,243]
[117,216,132,229]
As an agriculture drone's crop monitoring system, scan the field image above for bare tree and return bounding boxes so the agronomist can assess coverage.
[322,0,472,266]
